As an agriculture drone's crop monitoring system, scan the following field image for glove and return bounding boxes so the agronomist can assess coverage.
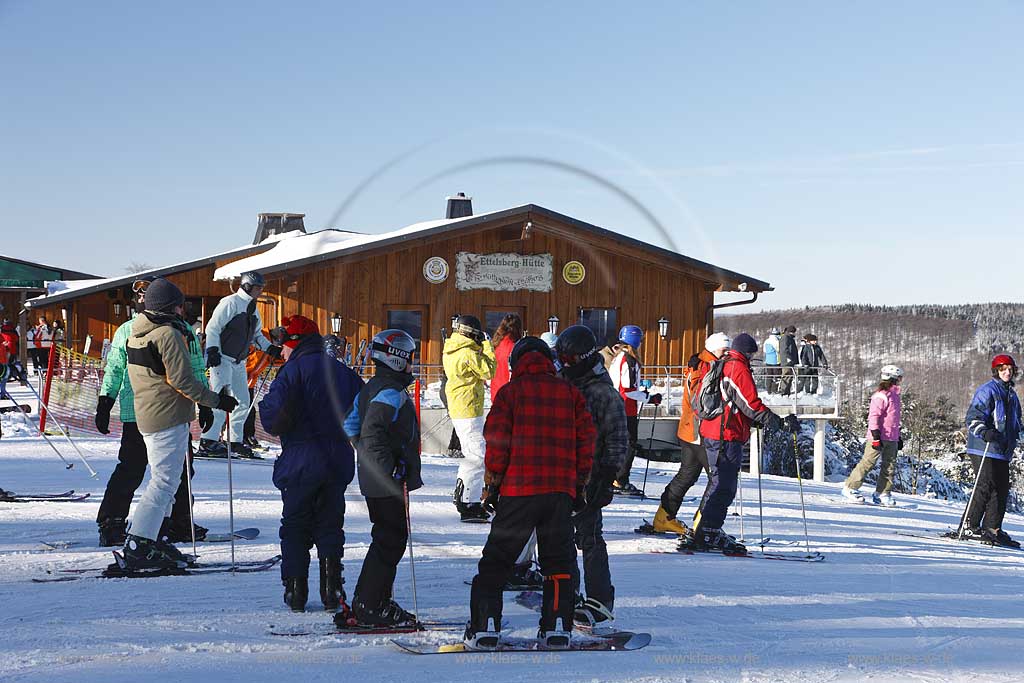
[392,459,407,482]
[898,438,904,450]
[94,395,115,434]
[573,486,588,515]
[784,414,800,434]
[648,393,663,406]
[585,467,617,510]
[206,346,222,368]
[482,485,500,515]
[762,411,783,433]
[266,345,283,360]
[198,405,214,431]
[982,428,1002,443]
[871,429,882,449]
[216,388,239,413]
[641,379,653,390]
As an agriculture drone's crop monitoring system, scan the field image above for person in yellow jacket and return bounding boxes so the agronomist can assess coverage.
[443,315,496,522]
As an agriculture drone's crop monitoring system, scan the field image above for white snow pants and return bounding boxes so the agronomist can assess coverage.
[202,357,249,443]
[453,415,487,504]
[132,423,190,541]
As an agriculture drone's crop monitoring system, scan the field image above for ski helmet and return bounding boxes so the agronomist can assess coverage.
[879,364,904,381]
[509,335,553,370]
[618,324,644,349]
[992,354,1017,370]
[555,325,600,379]
[770,327,781,336]
[540,331,558,349]
[322,334,342,360]
[453,314,484,343]
[370,329,416,372]
[705,332,731,354]
[240,271,266,294]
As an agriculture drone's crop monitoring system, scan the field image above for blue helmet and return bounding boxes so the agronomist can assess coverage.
[618,325,644,349]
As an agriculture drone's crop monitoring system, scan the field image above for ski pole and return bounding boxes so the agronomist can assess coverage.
[3,386,74,470]
[22,380,98,477]
[224,392,237,572]
[237,357,275,429]
[756,427,765,550]
[640,400,658,499]
[791,431,812,555]
[403,481,419,620]
[737,461,744,543]
[185,438,198,559]
[957,442,990,540]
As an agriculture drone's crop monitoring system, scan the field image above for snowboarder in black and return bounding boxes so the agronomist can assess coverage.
[555,325,629,627]
[341,329,423,627]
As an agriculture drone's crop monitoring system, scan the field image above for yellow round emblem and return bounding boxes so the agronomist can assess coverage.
[562,260,586,285]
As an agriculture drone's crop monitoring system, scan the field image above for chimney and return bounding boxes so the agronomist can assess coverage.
[254,213,306,244]
[445,192,473,220]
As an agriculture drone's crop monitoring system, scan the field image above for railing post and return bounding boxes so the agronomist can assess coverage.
[749,425,761,477]
[813,418,826,482]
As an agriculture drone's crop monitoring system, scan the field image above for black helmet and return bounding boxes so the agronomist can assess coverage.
[240,271,266,294]
[555,325,600,379]
[453,314,484,343]
[509,335,553,370]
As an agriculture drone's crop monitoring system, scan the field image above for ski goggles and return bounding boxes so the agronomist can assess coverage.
[131,279,154,294]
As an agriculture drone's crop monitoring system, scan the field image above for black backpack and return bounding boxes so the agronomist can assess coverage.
[691,357,734,421]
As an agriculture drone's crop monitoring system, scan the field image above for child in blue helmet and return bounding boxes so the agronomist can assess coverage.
[608,325,661,495]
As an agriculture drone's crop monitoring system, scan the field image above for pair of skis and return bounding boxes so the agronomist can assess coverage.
[1,488,89,503]
[34,553,280,583]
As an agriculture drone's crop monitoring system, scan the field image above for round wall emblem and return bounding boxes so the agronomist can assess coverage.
[562,260,586,286]
[423,256,449,284]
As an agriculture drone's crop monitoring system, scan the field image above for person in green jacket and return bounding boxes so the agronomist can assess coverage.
[443,315,496,522]
[93,278,211,547]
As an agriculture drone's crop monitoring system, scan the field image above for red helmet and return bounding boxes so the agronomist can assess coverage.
[992,354,1017,370]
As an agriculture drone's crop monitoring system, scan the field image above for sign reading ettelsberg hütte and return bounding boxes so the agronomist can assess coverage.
[455,252,553,292]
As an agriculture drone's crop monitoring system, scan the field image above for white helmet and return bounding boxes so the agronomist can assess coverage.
[880,364,903,381]
[540,332,558,349]
[705,332,731,353]
[370,329,416,372]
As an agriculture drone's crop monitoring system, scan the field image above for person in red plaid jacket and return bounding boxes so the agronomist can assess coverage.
[464,336,595,651]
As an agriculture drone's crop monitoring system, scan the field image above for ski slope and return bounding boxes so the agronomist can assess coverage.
[3,385,1024,682]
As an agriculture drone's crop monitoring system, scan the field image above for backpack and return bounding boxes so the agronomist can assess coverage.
[691,357,734,421]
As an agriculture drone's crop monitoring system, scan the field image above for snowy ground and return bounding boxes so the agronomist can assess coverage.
[3,385,1024,682]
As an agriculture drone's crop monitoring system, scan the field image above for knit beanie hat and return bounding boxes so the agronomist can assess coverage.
[280,315,319,348]
[731,333,758,357]
[705,332,731,353]
[143,278,184,314]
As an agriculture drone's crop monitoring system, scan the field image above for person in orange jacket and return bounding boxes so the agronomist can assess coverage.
[243,331,281,450]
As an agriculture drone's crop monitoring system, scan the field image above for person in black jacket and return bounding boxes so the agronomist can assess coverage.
[342,329,423,627]
[778,325,799,396]
[797,333,829,395]
[555,325,629,627]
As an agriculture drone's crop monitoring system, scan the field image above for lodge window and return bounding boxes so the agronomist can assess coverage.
[579,308,618,346]
[386,308,425,356]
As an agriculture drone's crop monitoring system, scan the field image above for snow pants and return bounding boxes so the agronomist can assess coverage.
[202,357,249,443]
[571,503,613,609]
[845,440,898,494]
[965,454,1010,531]
[778,366,795,396]
[453,416,486,503]
[797,368,819,395]
[132,423,191,541]
[278,472,346,580]
[354,496,407,608]
[696,438,744,531]
[615,416,640,484]
[97,421,194,526]
[471,493,576,624]
[661,441,711,519]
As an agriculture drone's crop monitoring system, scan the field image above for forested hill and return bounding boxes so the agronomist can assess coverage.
[718,303,1024,412]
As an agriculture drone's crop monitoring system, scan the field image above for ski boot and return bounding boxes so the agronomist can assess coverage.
[996,529,1021,548]
[319,556,346,611]
[681,527,747,554]
[98,517,127,547]
[465,585,503,650]
[574,596,614,629]
[283,576,308,612]
[160,517,208,543]
[156,534,195,565]
[243,435,264,451]
[872,492,895,507]
[612,480,643,497]
[351,596,417,627]
[121,535,188,571]
[841,486,865,503]
[197,439,227,457]
[504,561,544,590]
[538,573,573,649]
[459,502,490,523]
[228,441,254,458]
[652,506,689,535]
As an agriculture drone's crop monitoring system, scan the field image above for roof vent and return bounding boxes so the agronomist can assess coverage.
[254,213,306,244]
[445,193,473,220]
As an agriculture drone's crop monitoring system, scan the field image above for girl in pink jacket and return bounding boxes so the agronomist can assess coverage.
[842,365,904,506]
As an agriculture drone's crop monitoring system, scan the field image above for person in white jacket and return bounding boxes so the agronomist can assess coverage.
[198,272,281,457]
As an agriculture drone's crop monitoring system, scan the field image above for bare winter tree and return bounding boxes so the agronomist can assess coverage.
[124,261,153,274]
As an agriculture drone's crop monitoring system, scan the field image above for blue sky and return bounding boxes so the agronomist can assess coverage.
[2,1,1021,310]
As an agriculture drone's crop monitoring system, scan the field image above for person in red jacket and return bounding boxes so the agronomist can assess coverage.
[489,313,523,401]
[684,333,797,553]
[465,336,595,651]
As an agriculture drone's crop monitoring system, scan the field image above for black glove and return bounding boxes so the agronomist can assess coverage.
[583,467,616,509]
[266,345,283,360]
[573,486,588,514]
[94,395,115,434]
[482,485,500,515]
[648,393,663,406]
[761,411,783,433]
[784,414,800,434]
[216,388,239,413]
[870,429,882,448]
[206,346,221,368]
[898,438,904,450]
[983,428,1002,443]
[198,405,214,431]
[392,459,407,483]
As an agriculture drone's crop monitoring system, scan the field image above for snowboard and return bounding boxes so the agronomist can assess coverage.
[1,489,90,503]
[34,555,282,582]
[392,630,651,654]
[203,527,260,543]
